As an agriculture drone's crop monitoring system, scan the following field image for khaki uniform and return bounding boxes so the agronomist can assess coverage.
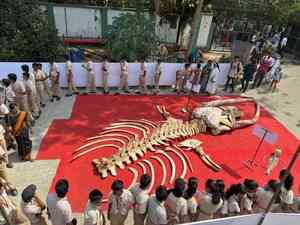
[175,70,184,93]
[34,69,46,105]
[165,192,188,225]
[138,63,148,94]
[102,61,110,93]
[197,193,223,221]
[49,64,60,97]
[119,61,130,92]
[146,197,167,225]
[11,81,29,113]
[66,61,79,95]
[154,63,162,93]
[23,79,39,115]
[108,190,134,225]
[0,125,8,181]
[130,184,149,225]
[83,61,96,93]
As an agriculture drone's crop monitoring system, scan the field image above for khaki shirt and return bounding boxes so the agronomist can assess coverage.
[66,61,72,71]
[130,184,149,214]
[121,62,129,74]
[50,64,59,80]
[198,193,223,215]
[108,189,134,216]
[34,69,46,83]
[155,64,162,75]
[11,80,26,97]
[102,61,109,73]
[23,80,36,96]
[165,192,188,223]
[146,196,167,225]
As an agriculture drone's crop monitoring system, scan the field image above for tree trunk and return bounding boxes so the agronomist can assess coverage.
[187,0,204,60]
[154,0,160,14]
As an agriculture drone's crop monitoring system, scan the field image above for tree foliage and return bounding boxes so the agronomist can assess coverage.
[0,0,64,61]
[105,13,158,61]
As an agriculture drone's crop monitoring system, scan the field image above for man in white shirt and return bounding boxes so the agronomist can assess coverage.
[21,184,48,225]
[108,179,134,225]
[102,56,110,94]
[116,59,130,95]
[154,59,162,95]
[66,60,79,97]
[84,189,105,225]
[146,185,168,225]
[279,37,288,56]
[47,179,77,225]
[130,174,151,225]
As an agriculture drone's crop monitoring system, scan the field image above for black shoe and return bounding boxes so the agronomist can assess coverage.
[40,103,46,108]
[66,93,72,97]
[124,90,130,94]
[56,96,61,101]
[114,92,120,95]
[50,98,54,102]
[6,162,13,168]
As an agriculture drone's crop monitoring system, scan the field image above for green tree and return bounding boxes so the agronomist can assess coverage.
[0,0,63,61]
[105,13,158,61]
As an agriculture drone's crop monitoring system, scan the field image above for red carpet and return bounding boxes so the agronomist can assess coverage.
[36,95,300,212]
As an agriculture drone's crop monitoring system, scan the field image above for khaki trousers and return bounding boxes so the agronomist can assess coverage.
[36,83,45,104]
[119,72,129,91]
[134,212,146,225]
[67,71,79,94]
[138,74,148,94]
[27,92,39,114]
[102,71,109,92]
[43,81,51,98]
[51,80,60,97]
[110,213,128,225]
[154,73,161,92]
[87,72,96,92]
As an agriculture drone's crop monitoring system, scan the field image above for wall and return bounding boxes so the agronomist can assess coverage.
[0,63,230,88]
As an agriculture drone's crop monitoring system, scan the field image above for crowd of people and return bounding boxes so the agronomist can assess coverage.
[1,167,299,225]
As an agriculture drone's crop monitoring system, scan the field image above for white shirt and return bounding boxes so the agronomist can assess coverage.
[165,192,188,220]
[47,193,73,225]
[0,104,9,115]
[20,199,42,224]
[280,186,294,204]
[255,187,274,210]
[281,37,288,47]
[241,194,253,212]
[50,64,59,78]
[228,195,240,214]
[0,189,16,225]
[186,197,197,214]
[102,61,110,73]
[155,63,162,75]
[4,86,16,103]
[108,189,134,216]
[84,201,104,225]
[198,193,223,214]
[146,197,167,225]
[130,184,149,214]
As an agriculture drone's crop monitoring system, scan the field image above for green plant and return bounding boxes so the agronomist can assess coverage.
[105,13,158,61]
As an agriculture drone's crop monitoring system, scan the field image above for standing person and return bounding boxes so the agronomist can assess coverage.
[240,59,257,92]
[279,169,295,212]
[206,62,219,95]
[191,64,202,86]
[224,56,243,93]
[240,179,258,214]
[20,184,48,225]
[0,182,28,225]
[38,64,52,99]
[82,57,96,94]
[7,73,31,121]
[84,189,105,225]
[200,60,213,93]
[130,174,151,225]
[49,62,61,102]
[153,59,162,95]
[174,68,184,94]
[108,180,134,225]
[1,79,16,106]
[116,59,130,95]
[279,36,288,56]
[136,59,149,95]
[32,63,46,108]
[270,67,282,92]
[184,177,199,222]
[66,59,79,97]
[102,57,110,94]
[47,179,77,225]
[8,103,33,162]
[146,186,168,225]
[22,72,40,119]
[159,44,168,61]
[182,64,192,93]
[252,52,273,88]
[165,178,188,225]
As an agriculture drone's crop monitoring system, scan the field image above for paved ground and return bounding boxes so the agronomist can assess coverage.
[7,63,300,224]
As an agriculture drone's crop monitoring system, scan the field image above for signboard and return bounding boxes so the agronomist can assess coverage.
[252,125,278,144]
[196,14,213,48]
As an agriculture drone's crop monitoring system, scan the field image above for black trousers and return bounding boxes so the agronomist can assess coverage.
[241,78,250,92]
[224,77,235,92]
[252,71,265,88]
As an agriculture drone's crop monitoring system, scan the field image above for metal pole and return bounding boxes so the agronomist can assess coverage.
[250,128,268,165]
[257,144,300,225]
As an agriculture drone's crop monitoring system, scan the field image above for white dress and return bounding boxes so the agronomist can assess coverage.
[206,68,218,94]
